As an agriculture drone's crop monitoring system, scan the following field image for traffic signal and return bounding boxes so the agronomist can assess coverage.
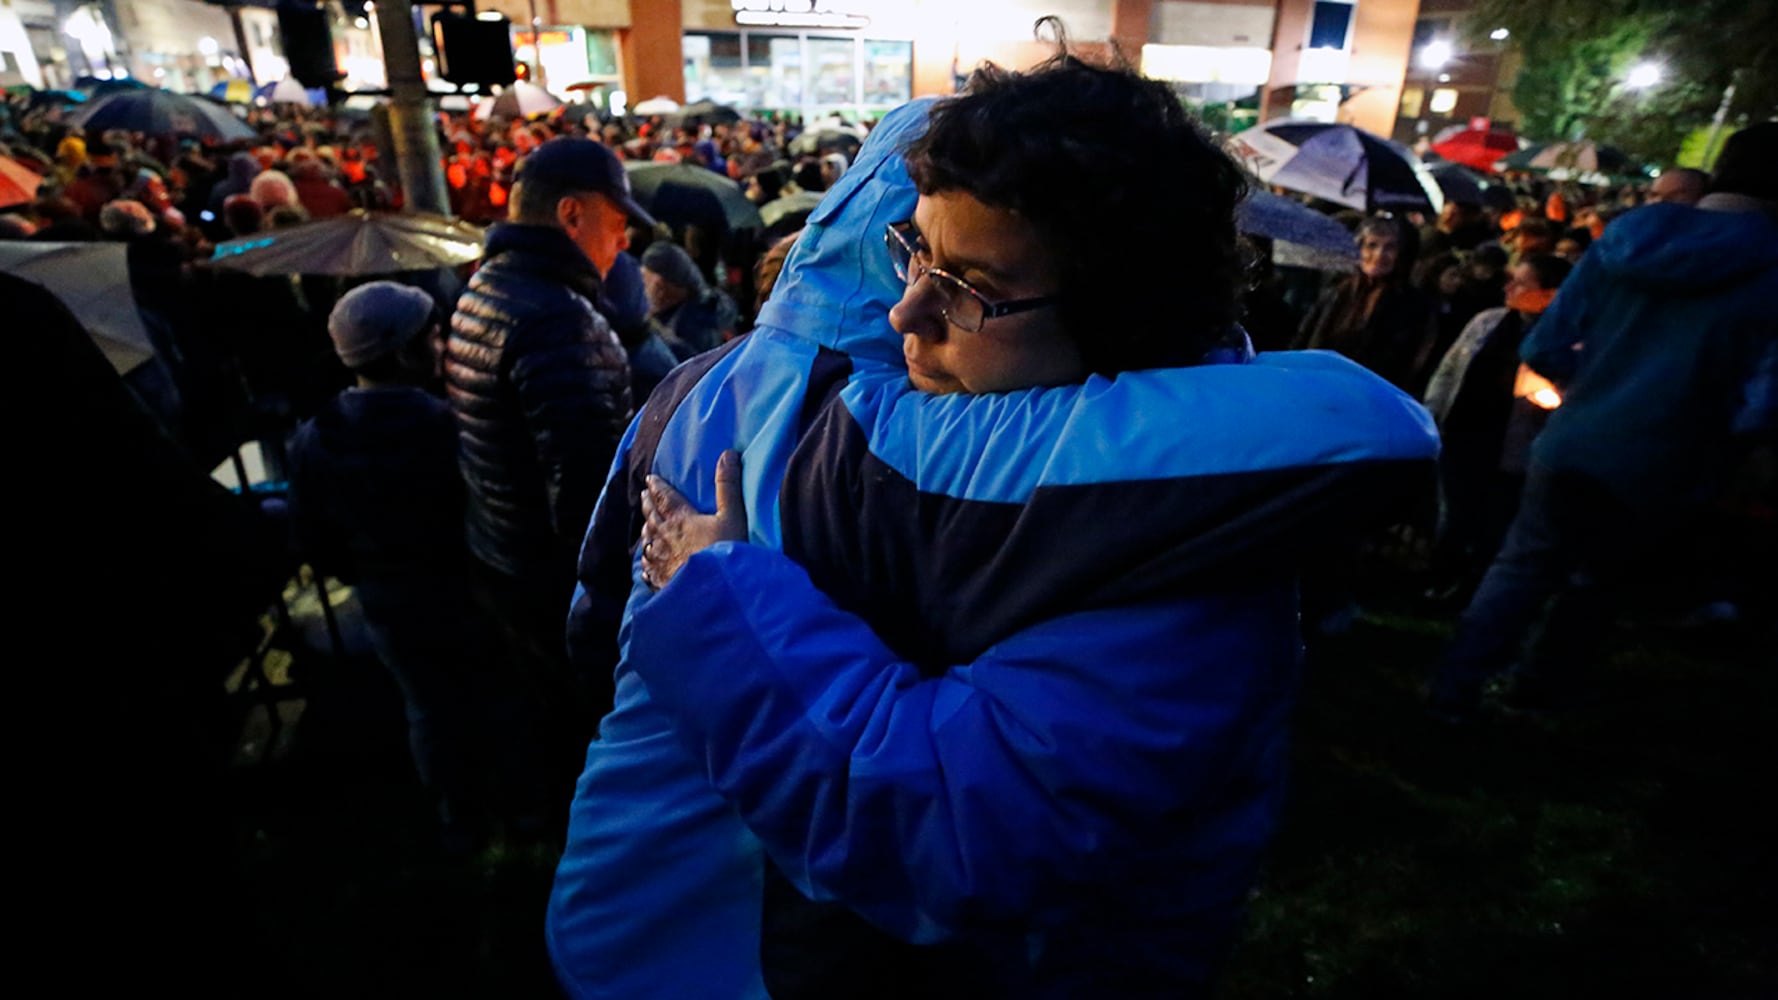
[278,3,344,88]
[431,12,517,87]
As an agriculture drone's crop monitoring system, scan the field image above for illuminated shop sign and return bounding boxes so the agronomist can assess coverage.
[731,1,871,30]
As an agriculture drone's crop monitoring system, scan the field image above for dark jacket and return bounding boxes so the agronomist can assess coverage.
[447,223,631,580]
[1294,276,1439,393]
[287,386,467,581]
[1523,200,1778,510]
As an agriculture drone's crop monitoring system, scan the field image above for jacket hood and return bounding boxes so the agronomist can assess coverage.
[752,98,932,367]
[1589,202,1778,292]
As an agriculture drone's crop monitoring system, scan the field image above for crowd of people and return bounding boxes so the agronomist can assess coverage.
[7,49,1774,997]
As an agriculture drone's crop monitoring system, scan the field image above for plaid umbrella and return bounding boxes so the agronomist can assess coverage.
[1227,120,1443,214]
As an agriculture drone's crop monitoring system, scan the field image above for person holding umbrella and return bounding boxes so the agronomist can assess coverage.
[1293,215,1440,393]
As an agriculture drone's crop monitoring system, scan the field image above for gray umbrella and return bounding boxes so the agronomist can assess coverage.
[0,241,154,373]
[209,210,486,276]
[69,89,256,141]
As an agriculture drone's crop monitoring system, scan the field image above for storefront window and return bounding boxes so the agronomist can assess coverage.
[684,31,910,118]
[807,36,853,108]
[862,39,910,108]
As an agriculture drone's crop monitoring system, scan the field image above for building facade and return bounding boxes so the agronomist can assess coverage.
[1390,0,1519,145]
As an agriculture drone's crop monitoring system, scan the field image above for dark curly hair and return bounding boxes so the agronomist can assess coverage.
[902,39,1248,375]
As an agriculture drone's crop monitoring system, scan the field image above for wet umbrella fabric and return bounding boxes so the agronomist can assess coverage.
[1237,191,1359,261]
[1498,140,1631,177]
[1,155,45,208]
[209,210,487,276]
[1227,120,1443,214]
[0,241,155,373]
[623,161,763,232]
[71,89,256,141]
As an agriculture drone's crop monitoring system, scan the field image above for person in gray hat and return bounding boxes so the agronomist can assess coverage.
[446,136,658,779]
[641,239,737,356]
[291,280,547,848]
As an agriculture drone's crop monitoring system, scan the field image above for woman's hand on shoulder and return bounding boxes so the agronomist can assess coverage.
[640,450,747,590]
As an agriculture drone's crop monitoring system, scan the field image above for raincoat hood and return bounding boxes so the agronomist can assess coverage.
[1590,201,1778,292]
[751,98,931,368]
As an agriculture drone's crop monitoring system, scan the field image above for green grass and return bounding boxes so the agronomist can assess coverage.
[232,597,1776,998]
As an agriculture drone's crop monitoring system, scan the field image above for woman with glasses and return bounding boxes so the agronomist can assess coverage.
[548,50,1437,1000]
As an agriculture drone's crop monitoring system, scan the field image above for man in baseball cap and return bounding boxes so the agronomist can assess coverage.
[446,136,641,761]
[510,136,656,277]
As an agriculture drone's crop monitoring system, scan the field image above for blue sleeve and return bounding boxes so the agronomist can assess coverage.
[629,542,1297,942]
[1520,259,1593,384]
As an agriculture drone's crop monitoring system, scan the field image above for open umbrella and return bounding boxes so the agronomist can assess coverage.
[488,81,560,120]
[209,210,487,276]
[632,96,681,116]
[210,78,256,104]
[76,76,150,97]
[1,156,45,208]
[1496,140,1626,172]
[0,241,154,373]
[1423,160,1497,207]
[624,160,762,232]
[71,89,257,141]
[26,88,87,107]
[261,76,324,107]
[1227,120,1443,215]
[1237,191,1359,260]
[1429,125,1520,171]
[670,99,742,128]
[789,128,863,159]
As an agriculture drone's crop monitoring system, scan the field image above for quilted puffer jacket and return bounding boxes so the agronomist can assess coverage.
[447,223,631,579]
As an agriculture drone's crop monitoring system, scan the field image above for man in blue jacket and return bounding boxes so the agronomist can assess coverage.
[1430,123,1778,719]
[549,57,1439,999]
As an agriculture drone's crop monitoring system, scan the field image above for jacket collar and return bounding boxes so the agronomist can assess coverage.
[483,222,603,299]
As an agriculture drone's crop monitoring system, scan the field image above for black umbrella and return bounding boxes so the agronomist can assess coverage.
[670,99,742,128]
[624,161,763,232]
[70,89,257,141]
[789,128,863,158]
[209,210,487,276]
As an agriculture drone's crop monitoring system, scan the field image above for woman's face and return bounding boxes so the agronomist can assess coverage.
[890,190,1084,395]
[1358,230,1400,279]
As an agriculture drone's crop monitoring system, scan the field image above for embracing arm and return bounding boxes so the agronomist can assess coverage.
[629,542,1298,942]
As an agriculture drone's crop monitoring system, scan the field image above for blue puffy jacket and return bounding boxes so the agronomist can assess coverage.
[547,99,1439,999]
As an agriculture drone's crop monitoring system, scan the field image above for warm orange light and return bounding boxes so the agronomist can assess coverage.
[1514,364,1562,410]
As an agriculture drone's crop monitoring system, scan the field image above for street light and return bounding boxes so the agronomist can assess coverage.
[1489,28,1510,41]
[1626,62,1663,89]
[1419,40,1454,71]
